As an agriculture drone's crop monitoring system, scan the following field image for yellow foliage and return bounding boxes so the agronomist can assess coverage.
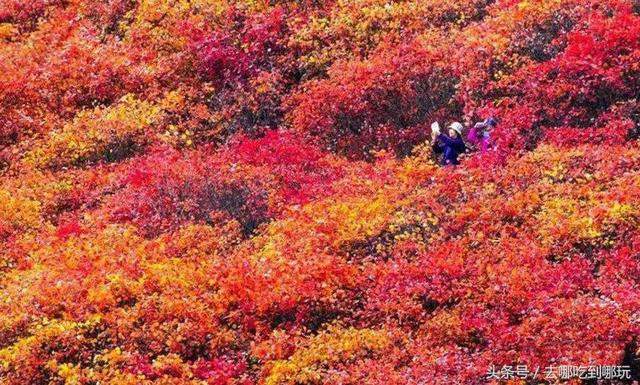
[0,189,42,233]
[57,362,81,385]
[607,202,638,223]
[0,23,17,40]
[25,92,181,169]
[535,197,602,246]
[128,0,230,51]
[265,325,392,385]
[317,195,396,247]
[0,316,102,371]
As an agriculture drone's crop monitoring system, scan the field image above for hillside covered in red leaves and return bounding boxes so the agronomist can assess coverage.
[1,0,640,384]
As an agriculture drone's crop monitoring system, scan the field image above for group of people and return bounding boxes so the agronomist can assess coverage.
[430,116,498,166]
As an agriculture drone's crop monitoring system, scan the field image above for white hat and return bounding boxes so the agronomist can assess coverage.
[448,122,463,136]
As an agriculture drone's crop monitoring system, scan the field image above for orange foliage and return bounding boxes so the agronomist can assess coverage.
[2,0,640,384]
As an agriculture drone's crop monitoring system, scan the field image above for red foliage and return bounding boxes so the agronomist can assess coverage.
[3,1,640,385]
[289,36,458,159]
[107,147,272,237]
[55,218,84,240]
[195,33,251,86]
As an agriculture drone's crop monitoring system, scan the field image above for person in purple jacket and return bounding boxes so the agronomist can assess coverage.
[467,116,497,153]
[431,121,466,166]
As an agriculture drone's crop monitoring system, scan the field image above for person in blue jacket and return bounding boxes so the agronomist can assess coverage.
[431,121,466,166]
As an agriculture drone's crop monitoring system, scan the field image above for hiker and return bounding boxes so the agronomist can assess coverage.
[431,121,466,166]
[467,116,497,153]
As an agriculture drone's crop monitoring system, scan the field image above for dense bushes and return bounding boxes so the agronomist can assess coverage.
[2,0,640,384]
[107,148,273,237]
[289,35,459,159]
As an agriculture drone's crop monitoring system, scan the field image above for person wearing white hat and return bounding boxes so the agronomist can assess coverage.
[449,122,464,137]
[431,121,466,166]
